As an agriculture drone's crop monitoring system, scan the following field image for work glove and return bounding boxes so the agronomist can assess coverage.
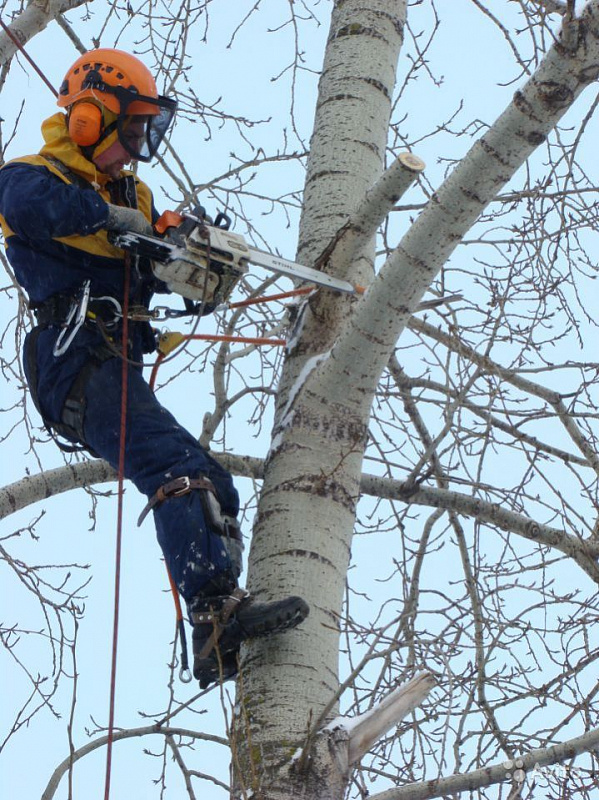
[105,203,153,236]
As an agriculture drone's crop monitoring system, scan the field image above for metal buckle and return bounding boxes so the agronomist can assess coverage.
[223,516,242,541]
[150,305,192,320]
[172,476,191,497]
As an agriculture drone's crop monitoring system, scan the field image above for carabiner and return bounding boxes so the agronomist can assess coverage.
[53,280,91,357]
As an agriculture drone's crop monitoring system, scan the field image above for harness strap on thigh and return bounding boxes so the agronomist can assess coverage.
[59,344,115,444]
[24,325,115,453]
[137,475,220,526]
[24,326,45,421]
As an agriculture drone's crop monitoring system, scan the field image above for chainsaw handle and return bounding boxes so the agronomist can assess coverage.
[154,206,230,241]
[154,205,211,237]
[179,204,211,237]
[154,210,184,235]
[214,211,232,230]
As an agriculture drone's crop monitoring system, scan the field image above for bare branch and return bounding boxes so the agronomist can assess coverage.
[41,724,228,800]
[325,673,437,765]
[0,0,90,67]
[368,724,599,800]
[313,152,426,284]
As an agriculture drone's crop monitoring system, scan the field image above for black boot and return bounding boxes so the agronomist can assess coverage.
[191,581,309,689]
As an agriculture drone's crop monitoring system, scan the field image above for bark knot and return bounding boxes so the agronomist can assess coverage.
[536,81,574,110]
[333,23,385,42]
[526,130,546,146]
[578,64,599,84]
[513,89,535,117]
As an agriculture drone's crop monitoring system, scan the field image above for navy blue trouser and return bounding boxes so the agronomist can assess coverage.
[81,357,240,602]
[28,323,240,604]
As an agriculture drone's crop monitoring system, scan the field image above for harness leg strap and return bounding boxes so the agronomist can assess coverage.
[191,590,309,687]
[194,588,249,661]
[137,475,222,526]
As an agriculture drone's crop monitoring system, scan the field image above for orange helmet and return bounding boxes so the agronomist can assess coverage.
[57,48,176,162]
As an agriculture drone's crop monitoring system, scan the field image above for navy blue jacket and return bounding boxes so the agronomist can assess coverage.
[0,113,160,423]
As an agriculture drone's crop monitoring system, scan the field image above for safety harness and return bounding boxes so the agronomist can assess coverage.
[24,159,152,452]
[25,300,116,452]
[137,475,241,540]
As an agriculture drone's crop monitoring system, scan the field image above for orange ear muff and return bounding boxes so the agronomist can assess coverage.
[68,102,103,147]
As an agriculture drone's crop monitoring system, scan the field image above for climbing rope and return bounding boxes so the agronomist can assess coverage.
[0,18,58,97]
[103,255,132,800]
[149,331,287,390]
[227,285,315,309]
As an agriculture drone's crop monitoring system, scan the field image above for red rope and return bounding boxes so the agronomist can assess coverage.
[0,18,58,97]
[103,257,131,800]
[149,333,286,392]
[228,286,314,309]
[187,333,287,345]
[226,282,365,309]
[149,352,166,392]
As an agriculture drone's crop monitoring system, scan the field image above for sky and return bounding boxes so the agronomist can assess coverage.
[2,2,598,799]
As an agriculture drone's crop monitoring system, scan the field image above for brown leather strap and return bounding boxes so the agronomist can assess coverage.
[196,588,249,661]
[137,475,216,526]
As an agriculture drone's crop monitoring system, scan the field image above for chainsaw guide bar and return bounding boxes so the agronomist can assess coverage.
[111,216,357,311]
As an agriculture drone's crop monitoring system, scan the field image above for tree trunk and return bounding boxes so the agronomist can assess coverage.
[231,2,407,798]
[232,2,599,797]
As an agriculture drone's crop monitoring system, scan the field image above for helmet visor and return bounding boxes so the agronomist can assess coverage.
[109,85,176,161]
[117,103,175,161]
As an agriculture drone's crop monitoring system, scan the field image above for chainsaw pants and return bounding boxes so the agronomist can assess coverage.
[81,356,241,601]
[26,323,241,603]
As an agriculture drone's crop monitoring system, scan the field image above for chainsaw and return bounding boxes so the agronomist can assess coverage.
[110,206,357,313]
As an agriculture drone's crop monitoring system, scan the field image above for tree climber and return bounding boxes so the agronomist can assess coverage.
[0,48,308,688]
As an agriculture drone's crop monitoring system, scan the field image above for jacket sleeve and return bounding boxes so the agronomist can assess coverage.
[0,162,109,244]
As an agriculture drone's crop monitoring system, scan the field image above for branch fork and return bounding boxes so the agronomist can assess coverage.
[324,671,436,766]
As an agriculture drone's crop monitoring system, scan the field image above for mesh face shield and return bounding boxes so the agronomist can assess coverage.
[85,80,177,162]
[116,102,176,161]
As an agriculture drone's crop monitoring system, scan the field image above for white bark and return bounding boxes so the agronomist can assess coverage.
[0,461,115,520]
[296,1,408,272]
[0,0,89,67]
[234,4,599,797]
[233,3,409,798]
[326,672,436,765]
[308,151,425,290]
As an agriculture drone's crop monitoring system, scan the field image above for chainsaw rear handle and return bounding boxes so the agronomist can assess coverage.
[154,206,208,237]
[154,206,231,237]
